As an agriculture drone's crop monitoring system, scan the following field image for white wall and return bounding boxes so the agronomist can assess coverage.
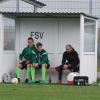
[1,51,17,78]
[0,14,17,82]
[17,18,80,67]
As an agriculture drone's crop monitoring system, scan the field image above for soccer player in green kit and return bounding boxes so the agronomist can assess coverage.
[15,37,37,83]
[30,42,50,84]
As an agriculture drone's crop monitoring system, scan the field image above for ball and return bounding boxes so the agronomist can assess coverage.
[67,72,79,85]
[11,78,19,84]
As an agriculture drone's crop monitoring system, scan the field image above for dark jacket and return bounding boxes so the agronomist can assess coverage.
[62,49,80,68]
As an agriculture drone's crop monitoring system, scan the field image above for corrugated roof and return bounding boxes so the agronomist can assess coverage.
[0,12,98,19]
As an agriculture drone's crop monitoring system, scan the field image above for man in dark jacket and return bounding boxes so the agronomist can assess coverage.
[56,44,80,84]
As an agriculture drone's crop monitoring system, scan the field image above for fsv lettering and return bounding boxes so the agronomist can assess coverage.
[31,32,44,39]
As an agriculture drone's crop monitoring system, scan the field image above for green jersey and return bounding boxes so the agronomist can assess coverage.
[32,49,49,65]
[19,44,37,61]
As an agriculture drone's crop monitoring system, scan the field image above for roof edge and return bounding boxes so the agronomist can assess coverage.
[0,12,98,19]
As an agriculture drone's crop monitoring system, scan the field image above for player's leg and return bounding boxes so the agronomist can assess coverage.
[25,64,31,83]
[40,64,48,84]
[56,64,69,84]
[29,63,38,84]
[15,63,22,82]
[55,65,63,84]
[58,67,63,84]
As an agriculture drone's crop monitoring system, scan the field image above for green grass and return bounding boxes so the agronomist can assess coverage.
[0,84,100,100]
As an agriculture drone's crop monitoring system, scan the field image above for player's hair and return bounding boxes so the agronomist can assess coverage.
[36,42,43,48]
[65,44,74,50]
[28,37,33,42]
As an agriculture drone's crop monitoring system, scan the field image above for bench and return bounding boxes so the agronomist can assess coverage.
[20,67,71,83]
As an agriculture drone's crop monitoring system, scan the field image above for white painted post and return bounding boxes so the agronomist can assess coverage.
[15,19,20,64]
[95,20,98,82]
[0,14,4,82]
[80,14,84,75]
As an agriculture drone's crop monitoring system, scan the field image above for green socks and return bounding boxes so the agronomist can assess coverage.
[15,66,20,79]
[31,67,35,82]
[41,66,46,81]
[16,65,46,84]
[26,67,31,80]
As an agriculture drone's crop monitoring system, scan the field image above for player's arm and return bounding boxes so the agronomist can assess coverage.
[40,52,49,65]
[62,52,66,65]
[31,50,38,63]
[69,52,79,67]
[19,48,26,60]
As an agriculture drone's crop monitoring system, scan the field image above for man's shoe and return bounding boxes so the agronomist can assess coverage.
[25,79,29,84]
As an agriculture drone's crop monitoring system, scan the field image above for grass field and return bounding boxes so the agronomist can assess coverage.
[0,84,100,100]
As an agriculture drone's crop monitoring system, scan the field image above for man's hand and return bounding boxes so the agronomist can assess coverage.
[63,64,69,69]
[26,60,30,64]
[68,64,71,67]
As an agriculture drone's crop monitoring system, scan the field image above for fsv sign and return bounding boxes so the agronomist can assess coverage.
[31,32,44,39]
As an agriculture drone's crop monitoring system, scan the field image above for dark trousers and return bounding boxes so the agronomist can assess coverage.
[55,65,64,81]
[58,66,63,81]
[56,64,79,81]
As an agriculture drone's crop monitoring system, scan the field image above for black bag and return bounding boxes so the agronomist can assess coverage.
[74,76,89,86]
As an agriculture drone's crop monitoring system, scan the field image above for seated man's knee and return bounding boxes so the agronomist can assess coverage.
[33,63,39,68]
[17,64,22,69]
[42,64,47,68]
[27,64,31,68]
